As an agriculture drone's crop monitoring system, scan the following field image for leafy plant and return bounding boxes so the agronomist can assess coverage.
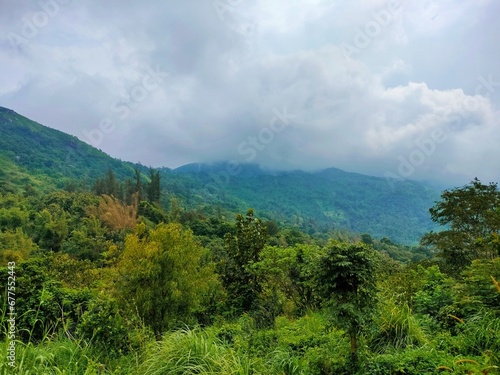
[315,241,379,366]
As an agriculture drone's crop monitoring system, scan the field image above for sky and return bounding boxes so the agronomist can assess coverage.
[0,0,499,186]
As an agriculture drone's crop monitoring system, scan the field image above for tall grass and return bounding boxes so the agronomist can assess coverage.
[0,303,136,375]
[136,327,258,375]
[0,337,98,374]
[371,298,428,353]
[459,311,500,361]
[1,307,497,374]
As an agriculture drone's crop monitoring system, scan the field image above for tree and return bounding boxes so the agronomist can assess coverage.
[361,233,374,245]
[413,265,455,327]
[122,178,136,205]
[86,194,137,232]
[147,168,161,204]
[315,241,379,365]
[421,178,500,272]
[33,205,69,251]
[221,209,267,313]
[0,228,37,265]
[93,169,120,197]
[456,258,500,313]
[61,216,110,261]
[0,193,30,230]
[252,244,320,316]
[168,197,183,222]
[115,223,219,338]
[134,168,143,202]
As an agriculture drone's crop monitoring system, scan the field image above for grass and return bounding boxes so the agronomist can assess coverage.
[0,308,498,374]
[371,298,428,352]
[136,327,255,375]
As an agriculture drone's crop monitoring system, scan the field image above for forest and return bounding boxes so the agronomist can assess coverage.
[0,167,499,374]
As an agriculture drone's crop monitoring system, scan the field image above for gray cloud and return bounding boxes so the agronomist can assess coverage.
[0,0,499,186]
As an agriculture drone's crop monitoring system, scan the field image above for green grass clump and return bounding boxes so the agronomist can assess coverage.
[371,298,428,352]
[136,327,257,375]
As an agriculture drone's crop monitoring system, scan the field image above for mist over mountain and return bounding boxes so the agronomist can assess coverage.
[3,2,499,187]
[0,106,441,243]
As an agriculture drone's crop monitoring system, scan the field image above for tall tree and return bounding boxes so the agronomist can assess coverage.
[33,205,69,251]
[93,169,120,197]
[134,168,143,202]
[115,223,218,338]
[421,178,500,272]
[147,168,161,204]
[221,209,268,313]
[315,241,379,366]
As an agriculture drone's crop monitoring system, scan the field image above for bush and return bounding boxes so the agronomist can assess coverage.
[0,258,92,343]
[76,297,131,355]
[365,348,452,375]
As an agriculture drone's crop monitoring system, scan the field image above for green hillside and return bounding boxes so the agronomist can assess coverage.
[0,106,142,193]
[171,162,440,244]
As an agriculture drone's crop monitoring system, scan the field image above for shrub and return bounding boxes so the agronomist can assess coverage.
[365,348,452,375]
[76,297,131,355]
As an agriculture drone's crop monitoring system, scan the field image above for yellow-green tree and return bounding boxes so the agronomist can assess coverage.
[0,228,37,265]
[116,223,219,338]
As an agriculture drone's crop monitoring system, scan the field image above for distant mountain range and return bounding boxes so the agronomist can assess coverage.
[0,106,440,243]
[171,162,440,244]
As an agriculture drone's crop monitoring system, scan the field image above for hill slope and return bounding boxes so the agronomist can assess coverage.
[0,106,142,193]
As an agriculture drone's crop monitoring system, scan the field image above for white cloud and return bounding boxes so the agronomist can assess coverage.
[0,0,499,186]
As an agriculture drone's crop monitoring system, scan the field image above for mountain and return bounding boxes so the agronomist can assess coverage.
[0,106,440,243]
[0,106,144,193]
[172,162,440,244]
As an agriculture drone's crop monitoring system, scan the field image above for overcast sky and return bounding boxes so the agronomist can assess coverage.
[1,0,499,186]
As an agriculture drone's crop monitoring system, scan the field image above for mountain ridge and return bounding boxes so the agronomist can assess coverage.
[170,160,440,243]
[0,106,440,243]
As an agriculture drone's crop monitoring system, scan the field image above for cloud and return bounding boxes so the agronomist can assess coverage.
[0,0,499,186]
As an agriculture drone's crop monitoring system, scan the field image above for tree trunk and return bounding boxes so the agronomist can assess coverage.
[350,332,358,362]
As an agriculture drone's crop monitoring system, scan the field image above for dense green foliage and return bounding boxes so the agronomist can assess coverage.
[0,107,499,374]
[0,176,498,374]
[422,178,500,272]
[173,163,441,244]
[316,242,379,365]
[220,209,267,314]
[116,222,219,337]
